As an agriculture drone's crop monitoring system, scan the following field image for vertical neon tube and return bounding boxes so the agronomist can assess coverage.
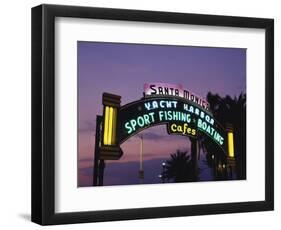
[111,108,117,145]
[228,132,234,157]
[108,107,113,145]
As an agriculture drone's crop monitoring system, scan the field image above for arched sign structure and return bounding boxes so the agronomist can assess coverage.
[94,83,235,185]
[118,96,226,151]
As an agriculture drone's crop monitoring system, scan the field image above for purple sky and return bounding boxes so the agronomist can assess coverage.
[78,41,246,186]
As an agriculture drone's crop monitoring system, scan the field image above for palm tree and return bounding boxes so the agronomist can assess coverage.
[201,92,246,180]
[163,150,196,182]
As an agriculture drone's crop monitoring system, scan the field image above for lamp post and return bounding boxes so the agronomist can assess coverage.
[158,162,166,183]
[161,162,166,183]
[211,154,217,180]
[139,134,144,183]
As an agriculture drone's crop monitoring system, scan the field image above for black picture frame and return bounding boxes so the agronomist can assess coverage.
[31,4,274,225]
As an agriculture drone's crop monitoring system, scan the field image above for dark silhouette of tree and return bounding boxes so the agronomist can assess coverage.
[201,92,246,180]
[163,150,197,182]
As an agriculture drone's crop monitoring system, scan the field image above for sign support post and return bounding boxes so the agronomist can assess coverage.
[93,115,102,186]
[190,138,198,180]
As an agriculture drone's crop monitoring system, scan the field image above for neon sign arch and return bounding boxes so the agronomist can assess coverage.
[93,83,236,185]
[117,96,226,152]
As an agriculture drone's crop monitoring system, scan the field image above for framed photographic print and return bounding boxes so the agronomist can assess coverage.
[31,4,274,225]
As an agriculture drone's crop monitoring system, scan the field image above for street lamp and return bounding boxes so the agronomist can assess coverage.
[211,154,217,179]
[158,174,164,183]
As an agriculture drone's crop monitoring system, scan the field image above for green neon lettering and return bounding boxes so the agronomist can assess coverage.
[125,122,133,134]
[137,116,145,127]
[189,106,194,113]
[144,102,151,110]
[172,111,178,121]
[158,111,164,121]
[148,112,155,122]
[206,124,211,133]
[143,114,150,125]
[186,114,191,123]
[152,101,158,109]
[210,127,215,135]
[202,121,207,130]
[166,101,172,108]
[159,100,165,108]
[182,113,186,122]
[167,111,172,120]
[130,119,137,131]
[171,101,177,108]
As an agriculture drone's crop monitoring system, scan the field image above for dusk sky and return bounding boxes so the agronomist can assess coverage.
[78,41,246,187]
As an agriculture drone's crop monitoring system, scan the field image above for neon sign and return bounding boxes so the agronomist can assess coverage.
[98,84,235,160]
[144,82,210,110]
[118,97,226,151]
[168,122,197,136]
[95,86,235,186]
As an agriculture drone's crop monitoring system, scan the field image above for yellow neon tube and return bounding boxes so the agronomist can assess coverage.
[103,106,109,145]
[107,107,114,145]
[111,108,117,145]
[228,132,234,157]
